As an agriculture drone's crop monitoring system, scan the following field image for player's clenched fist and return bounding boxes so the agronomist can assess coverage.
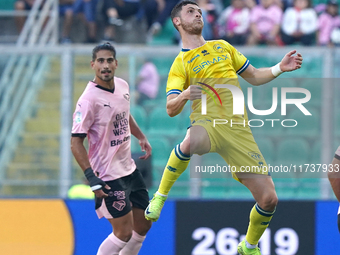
[183,85,202,101]
[84,167,111,198]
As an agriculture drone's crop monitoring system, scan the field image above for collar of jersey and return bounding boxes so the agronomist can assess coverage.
[95,84,115,93]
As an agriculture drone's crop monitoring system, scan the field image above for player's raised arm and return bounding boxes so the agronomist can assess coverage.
[129,114,151,159]
[166,85,202,117]
[240,50,303,86]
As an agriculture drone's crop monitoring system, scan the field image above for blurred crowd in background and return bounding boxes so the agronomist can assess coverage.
[12,0,340,46]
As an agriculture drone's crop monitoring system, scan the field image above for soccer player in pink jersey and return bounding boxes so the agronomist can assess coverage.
[71,42,152,255]
[328,147,340,232]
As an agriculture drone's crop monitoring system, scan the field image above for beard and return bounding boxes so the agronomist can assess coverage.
[180,19,203,35]
[98,70,114,82]
[98,74,113,82]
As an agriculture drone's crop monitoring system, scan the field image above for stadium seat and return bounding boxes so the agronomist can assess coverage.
[131,105,148,131]
[130,136,140,153]
[296,179,321,199]
[147,137,172,186]
[201,185,230,199]
[286,107,320,137]
[311,140,322,166]
[178,103,191,130]
[248,78,297,109]
[301,57,323,78]
[247,56,272,68]
[247,85,273,110]
[169,185,190,198]
[0,0,15,10]
[255,137,275,164]
[298,79,322,107]
[151,57,174,76]
[148,137,171,167]
[250,109,283,136]
[148,18,176,46]
[227,181,253,199]
[310,140,339,177]
[200,152,225,166]
[142,98,166,113]
[275,138,310,178]
[334,112,340,136]
[170,135,185,150]
[270,77,297,88]
[273,178,299,199]
[148,108,181,136]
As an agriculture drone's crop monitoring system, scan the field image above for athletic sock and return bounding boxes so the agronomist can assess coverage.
[97,233,127,255]
[158,144,190,195]
[119,231,145,255]
[245,203,275,245]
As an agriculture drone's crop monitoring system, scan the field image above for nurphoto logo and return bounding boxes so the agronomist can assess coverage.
[199,82,311,128]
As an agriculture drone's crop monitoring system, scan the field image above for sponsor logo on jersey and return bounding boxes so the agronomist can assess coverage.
[213,43,227,53]
[188,54,200,64]
[193,54,229,74]
[110,135,130,146]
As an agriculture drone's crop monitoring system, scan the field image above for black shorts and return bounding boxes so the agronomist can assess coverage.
[95,169,149,219]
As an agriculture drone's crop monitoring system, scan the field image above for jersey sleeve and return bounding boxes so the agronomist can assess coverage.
[71,99,95,137]
[166,56,186,97]
[227,42,249,75]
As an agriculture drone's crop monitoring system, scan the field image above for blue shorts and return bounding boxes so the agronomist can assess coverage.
[73,0,98,22]
[59,4,73,16]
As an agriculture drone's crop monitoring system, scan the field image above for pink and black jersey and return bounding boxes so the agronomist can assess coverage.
[72,79,136,181]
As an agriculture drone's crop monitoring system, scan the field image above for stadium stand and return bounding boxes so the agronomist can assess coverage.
[0,0,16,10]
[256,137,275,163]
[286,107,320,138]
[147,108,181,136]
[131,105,148,131]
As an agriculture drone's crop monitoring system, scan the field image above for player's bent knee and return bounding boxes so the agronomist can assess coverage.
[260,193,278,211]
[180,138,190,156]
[137,220,152,236]
[190,135,210,155]
[114,229,133,242]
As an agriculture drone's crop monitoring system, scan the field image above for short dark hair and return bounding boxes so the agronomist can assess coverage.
[92,42,116,61]
[170,0,198,30]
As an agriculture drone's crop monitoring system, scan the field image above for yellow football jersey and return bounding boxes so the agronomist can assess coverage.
[166,40,249,122]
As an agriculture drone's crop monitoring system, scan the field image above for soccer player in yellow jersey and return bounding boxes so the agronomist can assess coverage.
[144,1,303,254]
